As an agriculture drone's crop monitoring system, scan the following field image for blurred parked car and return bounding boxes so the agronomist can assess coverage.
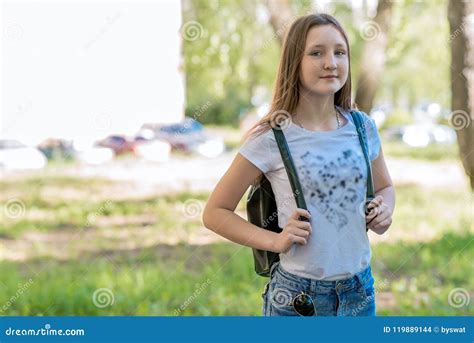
[134,139,171,162]
[38,138,75,160]
[0,139,47,170]
[71,137,114,165]
[78,147,114,165]
[384,124,456,147]
[94,133,171,162]
[96,135,138,155]
[139,118,224,158]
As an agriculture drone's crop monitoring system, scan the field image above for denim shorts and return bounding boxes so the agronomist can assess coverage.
[261,262,376,316]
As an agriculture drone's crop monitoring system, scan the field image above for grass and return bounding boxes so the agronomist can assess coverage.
[0,232,471,316]
[0,243,263,316]
[386,184,472,241]
[0,176,211,239]
[373,231,473,316]
[0,175,472,315]
[382,140,459,161]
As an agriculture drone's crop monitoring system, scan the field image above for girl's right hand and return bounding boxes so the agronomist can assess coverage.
[273,208,312,253]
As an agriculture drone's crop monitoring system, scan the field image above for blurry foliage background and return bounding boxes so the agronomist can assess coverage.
[182,0,450,126]
[0,0,471,317]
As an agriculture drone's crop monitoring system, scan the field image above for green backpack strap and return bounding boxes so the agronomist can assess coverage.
[272,112,375,227]
[271,127,309,222]
[350,111,375,207]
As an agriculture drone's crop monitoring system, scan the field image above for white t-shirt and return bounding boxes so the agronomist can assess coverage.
[239,109,381,281]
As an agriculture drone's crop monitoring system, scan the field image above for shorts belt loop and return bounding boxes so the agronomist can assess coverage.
[269,261,280,278]
[354,267,367,287]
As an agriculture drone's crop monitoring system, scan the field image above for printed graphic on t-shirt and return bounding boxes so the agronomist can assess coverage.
[298,149,365,230]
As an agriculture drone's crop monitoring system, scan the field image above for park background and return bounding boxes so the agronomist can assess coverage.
[0,0,472,315]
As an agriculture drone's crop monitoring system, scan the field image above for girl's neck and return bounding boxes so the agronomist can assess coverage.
[294,93,339,129]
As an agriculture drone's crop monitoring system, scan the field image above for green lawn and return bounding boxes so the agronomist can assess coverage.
[381,140,458,161]
[0,175,472,316]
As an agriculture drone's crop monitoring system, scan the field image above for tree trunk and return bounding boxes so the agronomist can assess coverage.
[354,0,394,114]
[264,0,294,45]
[448,0,474,191]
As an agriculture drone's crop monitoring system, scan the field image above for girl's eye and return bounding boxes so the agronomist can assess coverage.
[310,51,346,56]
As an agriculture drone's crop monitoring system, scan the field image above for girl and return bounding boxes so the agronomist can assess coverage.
[202,13,395,316]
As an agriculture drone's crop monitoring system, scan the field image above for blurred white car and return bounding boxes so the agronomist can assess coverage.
[139,118,224,158]
[77,147,114,165]
[383,123,457,148]
[134,140,171,162]
[0,139,47,170]
[402,124,456,147]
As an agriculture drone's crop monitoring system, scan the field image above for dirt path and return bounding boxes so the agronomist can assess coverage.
[4,151,466,199]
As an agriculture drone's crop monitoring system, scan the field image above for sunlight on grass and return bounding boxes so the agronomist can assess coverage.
[382,140,458,161]
[0,175,471,315]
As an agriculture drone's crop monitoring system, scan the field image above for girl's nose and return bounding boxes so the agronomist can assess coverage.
[324,58,337,70]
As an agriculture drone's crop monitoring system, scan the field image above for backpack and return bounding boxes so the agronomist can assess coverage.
[246,111,375,277]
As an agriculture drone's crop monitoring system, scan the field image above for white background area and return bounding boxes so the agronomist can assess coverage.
[1,0,185,145]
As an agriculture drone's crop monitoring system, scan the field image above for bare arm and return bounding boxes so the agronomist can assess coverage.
[202,153,311,253]
[366,146,396,235]
[202,153,280,252]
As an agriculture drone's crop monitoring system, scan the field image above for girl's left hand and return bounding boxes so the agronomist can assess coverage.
[365,195,392,234]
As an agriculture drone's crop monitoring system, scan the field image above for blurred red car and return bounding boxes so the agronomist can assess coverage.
[96,135,137,155]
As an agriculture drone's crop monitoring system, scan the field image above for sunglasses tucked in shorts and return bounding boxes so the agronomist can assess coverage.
[262,262,376,316]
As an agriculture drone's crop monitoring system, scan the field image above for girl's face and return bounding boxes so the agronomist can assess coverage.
[299,25,349,96]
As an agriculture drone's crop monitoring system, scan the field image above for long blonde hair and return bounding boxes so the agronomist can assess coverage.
[244,13,356,141]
